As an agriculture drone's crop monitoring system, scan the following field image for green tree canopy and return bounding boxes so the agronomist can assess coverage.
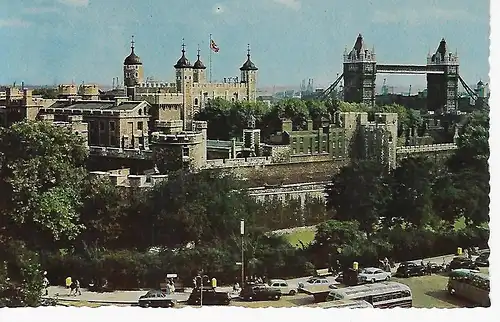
[326,160,392,236]
[0,121,88,249]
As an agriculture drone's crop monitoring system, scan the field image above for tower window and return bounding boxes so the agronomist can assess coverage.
[135,73,138,77]
[194,98,199,105]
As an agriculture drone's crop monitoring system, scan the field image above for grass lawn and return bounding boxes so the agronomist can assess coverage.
[57,301,105,308]
[283,228,316,248]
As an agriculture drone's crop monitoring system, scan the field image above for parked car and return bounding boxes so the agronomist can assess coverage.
[427,262,444,274]
[358,267,391,283]
[298,277,331,289]
[186,287,231,306]
[240,284,281,301]
[446,257,480,272]
[395,262,426,278]
[475,251,490,267]
[267,279,298,296]
[138,290,177,308]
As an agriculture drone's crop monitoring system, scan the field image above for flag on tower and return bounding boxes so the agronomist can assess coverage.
[210,39,220,53]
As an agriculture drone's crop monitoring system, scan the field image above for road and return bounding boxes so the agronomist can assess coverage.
[45,250,484,305]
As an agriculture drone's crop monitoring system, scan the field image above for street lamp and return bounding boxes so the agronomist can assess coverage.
[240,219,245,287]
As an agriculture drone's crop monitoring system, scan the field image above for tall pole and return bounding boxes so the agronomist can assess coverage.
[209,34,213,83]
[240,220,245,287]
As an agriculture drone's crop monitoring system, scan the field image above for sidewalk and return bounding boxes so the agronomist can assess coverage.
[44,285,236,305]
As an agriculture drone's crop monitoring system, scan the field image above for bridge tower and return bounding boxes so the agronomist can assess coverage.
[343,34,377,106]
[426,38,459,113]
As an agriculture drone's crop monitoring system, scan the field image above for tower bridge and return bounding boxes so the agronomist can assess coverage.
[320,34,479,113]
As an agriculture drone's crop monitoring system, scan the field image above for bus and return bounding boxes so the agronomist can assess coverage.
[313,299,374,309]
[447,269,490,307]
[325,282,412,308]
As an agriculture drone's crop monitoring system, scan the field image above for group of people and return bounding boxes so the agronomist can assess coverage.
[65,276,82,296]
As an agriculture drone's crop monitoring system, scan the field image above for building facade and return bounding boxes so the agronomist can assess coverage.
[122,39,258,129]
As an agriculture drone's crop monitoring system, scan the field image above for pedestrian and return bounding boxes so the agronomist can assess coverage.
[65,276,72,290]
[464,248,469,258]
[69,281,75,296]
[193,277,197,289]
[42,271,49,296]
[75,279,81,296]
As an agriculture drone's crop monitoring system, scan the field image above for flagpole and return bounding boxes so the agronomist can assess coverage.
[209,33,212,83]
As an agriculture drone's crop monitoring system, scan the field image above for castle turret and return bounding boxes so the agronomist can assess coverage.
[192,45,207,84]
[240,44,258,102]
[123,36,144,99]
[174,41,194,129]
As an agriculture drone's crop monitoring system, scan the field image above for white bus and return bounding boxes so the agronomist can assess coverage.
[447,269,490,307]
[314,299,373,309]
[326,282,412,308]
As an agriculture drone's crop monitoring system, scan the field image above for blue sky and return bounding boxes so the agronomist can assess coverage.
[0,0,490,90]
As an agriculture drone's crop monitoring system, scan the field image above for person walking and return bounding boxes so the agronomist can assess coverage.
[75,279,82,296]
[42,271,49,296]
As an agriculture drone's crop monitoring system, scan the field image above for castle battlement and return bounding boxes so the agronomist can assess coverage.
[151,132,203,144]
[155,119,184,128]
[194,82,248,89]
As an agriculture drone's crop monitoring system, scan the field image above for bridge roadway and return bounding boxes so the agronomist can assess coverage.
[376,64,445,75]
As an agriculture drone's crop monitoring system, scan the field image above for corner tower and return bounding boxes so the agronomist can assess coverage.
[192,45,207,84]
[343,34,376,107]
[426,38,459,114]
[174,41,194,129]
[240,44,258,102]
[123,36,144,99]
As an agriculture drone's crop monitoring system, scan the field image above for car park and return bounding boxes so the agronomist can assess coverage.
[358,267,391,283]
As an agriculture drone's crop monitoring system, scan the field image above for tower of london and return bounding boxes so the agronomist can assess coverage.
[122,38,258,130]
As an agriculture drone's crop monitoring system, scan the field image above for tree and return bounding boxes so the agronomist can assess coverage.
[77,176,128,250]
[147,170,257,248]
[32,87,58,99]
[325,160,392,236]
[268,98,310,130]
[0,121,88,250]
[388,157,435,228]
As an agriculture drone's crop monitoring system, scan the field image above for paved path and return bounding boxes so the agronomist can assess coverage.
[45,251,484,305]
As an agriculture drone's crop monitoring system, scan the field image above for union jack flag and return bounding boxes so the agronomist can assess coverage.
[210,39,220,53]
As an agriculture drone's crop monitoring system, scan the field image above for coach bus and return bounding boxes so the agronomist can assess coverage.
[325,282,412,308]
[314,299,373,309]
[447,269,490,307]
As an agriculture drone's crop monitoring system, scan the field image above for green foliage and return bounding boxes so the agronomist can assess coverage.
[0,241,44,307]
[32,87,58,99]
[0,121,88,249]
[388,157,436,228]
[147,170,255,247]
[326,160,392,235]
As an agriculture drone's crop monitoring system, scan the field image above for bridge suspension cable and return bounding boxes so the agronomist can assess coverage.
[319,73,344,100]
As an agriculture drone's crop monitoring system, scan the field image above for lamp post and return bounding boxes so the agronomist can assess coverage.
[240,219,245,287]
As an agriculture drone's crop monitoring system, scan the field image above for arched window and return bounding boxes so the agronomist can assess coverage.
[138,109,142,115]
[194,98,199,105]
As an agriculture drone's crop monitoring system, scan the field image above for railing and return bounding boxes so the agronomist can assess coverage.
[396,143,457,154]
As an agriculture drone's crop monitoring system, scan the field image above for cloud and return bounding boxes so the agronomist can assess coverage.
[23,7,60,14]
[212,4,226,15]
[272,0,301,11]
[0,18,31,28]
[57,0,89,7]
[372,8,474,25]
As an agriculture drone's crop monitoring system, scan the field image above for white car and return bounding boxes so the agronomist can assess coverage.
[268,279,298,296]
[298,277,335,289]
[358,267,391,283]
